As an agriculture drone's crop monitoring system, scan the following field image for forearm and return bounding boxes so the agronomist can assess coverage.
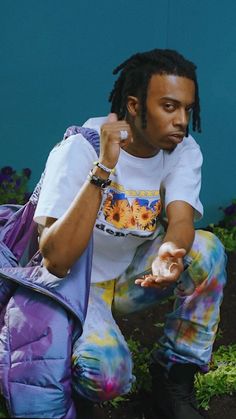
[40,168,107,277]
[163,219,195,253]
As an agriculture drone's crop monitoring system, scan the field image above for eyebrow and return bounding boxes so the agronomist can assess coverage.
[160,97,195,107]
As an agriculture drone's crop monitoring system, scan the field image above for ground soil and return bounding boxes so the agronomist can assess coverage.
[93,252,236,419]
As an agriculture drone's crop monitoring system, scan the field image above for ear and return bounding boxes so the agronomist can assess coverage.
[126,96,139,117]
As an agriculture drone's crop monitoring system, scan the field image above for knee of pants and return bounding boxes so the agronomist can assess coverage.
[189,230,227,286]
[72,342,134,402]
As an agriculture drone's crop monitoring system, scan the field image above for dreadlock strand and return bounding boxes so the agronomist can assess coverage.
[140,70,152,128]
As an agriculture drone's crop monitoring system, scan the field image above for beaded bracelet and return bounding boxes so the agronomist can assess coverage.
[93,161,115,174]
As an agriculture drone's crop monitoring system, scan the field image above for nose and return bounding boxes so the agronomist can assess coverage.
[173,109,189,130]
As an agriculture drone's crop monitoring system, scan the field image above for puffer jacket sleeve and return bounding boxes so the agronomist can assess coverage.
[0,241,17,307]
[0,287,76,418]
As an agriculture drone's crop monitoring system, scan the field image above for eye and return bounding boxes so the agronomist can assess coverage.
[163,103,176,112]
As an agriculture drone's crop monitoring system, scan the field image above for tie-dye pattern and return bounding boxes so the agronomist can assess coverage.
[72,280,134,401]
[72,230,227,401]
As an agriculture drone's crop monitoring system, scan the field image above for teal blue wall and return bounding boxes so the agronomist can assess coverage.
[1,0,236,226]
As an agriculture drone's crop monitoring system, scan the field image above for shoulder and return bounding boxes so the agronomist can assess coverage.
[45,133,98,172]
[82,116,107,133]
[50,116,107,160]
[51,133,97,156]
[164,134,202,165]
[175,134,201,153]
[180,134,202,162]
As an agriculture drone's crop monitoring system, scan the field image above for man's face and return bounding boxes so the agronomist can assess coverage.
[130,74,196,155]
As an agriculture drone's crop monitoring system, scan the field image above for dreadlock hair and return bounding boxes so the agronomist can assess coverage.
[109,49,201,133]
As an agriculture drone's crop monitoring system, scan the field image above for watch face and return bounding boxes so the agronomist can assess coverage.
[88,172,112,189]
[101,179,112,189]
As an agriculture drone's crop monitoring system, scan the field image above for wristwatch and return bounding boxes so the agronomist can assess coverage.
[87,170,111,190]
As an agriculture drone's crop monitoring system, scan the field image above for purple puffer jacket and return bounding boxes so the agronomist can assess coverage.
[0,239,92,418]
[0,126,98,418]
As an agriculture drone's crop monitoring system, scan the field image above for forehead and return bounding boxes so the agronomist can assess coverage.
[147,74,195,104]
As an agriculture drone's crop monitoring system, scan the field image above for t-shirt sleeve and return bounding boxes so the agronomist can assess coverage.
[34,134,98,226]
[162,136,203,220]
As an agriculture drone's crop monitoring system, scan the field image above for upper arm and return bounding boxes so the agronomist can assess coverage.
[34,135,97,225]
[162,138,203,220]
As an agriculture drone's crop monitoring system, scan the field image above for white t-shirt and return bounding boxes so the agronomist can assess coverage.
[34,116,203,283]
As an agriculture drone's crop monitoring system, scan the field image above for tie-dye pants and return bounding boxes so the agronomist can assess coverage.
[72,230,227,402]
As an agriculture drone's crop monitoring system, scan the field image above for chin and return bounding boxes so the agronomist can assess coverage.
[162,144,176,153]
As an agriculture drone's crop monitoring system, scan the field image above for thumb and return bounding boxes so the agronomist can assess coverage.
[107,113,118,123]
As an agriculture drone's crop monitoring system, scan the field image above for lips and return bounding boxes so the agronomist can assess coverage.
[167,132,185,144]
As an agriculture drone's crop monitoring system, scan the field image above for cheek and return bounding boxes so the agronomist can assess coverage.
[147,106,169,124]
[147,113,171,133]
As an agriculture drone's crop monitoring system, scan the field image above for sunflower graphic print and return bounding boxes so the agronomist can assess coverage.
[100,182,162,237]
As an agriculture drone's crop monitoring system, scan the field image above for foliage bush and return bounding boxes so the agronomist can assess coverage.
[0,166,31,205]
[210,199,236,252]
[127,337,158,394]
[212,226,236,252]
[195,344,236,410]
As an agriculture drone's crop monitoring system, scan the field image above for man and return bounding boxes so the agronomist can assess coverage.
[35,49,226,419]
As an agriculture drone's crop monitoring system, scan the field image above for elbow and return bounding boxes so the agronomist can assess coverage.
[43,257,69,278]
[40,241,70,278]
[39,235,87,278]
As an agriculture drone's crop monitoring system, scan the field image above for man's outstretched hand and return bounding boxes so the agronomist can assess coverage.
[135,242,186,288]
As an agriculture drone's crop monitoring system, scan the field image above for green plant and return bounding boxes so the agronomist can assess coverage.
[127,337,159,394]
[211,226,236,252]
[195,344,236,410]
[102,339,236,412]
[0,166,31,205]
[215,327,223,341]
[210,199,236,252]
[103,337,159,409]
[219,199,236,229]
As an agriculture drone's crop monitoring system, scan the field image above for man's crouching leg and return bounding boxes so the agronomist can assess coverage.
[72,280,134,402]
[150,230,227,419]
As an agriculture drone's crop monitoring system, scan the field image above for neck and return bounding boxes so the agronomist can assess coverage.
[123,142,160,158]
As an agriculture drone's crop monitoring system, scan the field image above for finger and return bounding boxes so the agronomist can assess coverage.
[120,135,133,146]
[135,278,151,285]
[135,277,157,287]
[107,113,118,123]
[115,125,133,146]
[135,274,174,287]
[135,274,157,283]
[135,278,157,287]
[136,278,172,288]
